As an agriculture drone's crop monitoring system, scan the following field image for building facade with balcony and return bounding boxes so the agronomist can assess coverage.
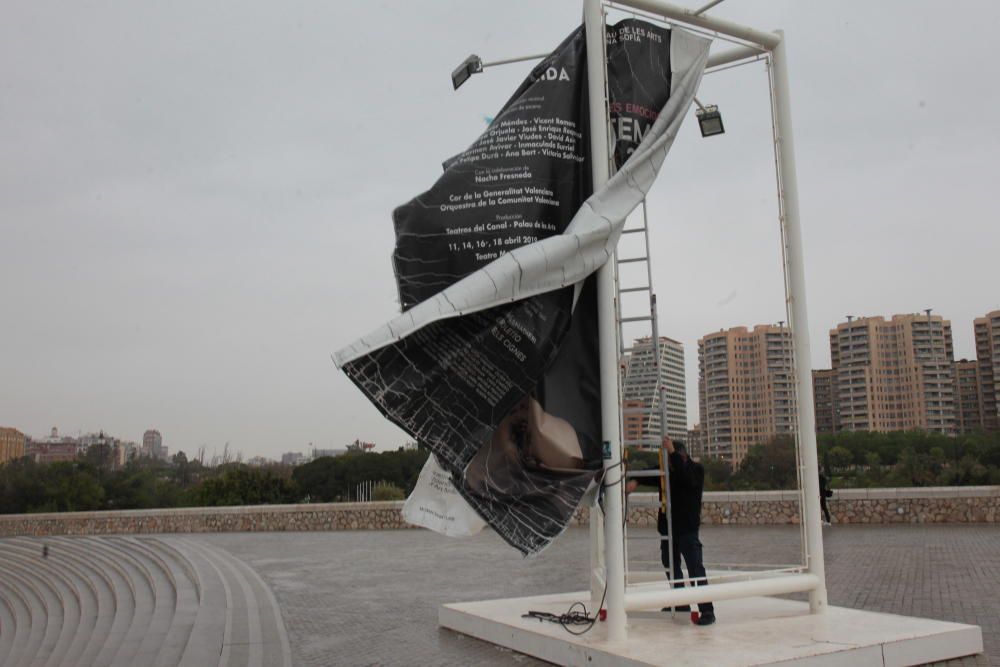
[974,310,1000,432]
[0,427,26,465]
[812,368,838,434]
[621,336,687,448]
[954,359,986,434]
[698,324,794,468]
[828,314,955,435]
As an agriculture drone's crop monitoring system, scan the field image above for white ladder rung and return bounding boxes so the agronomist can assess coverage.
[617,256,649,264]
[619,286,651,293]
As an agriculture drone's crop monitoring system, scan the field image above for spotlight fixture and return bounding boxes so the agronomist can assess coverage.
[451,55,483,90]
[696,104,725,137]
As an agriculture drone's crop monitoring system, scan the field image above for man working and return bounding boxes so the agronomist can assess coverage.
[627,436,715,625]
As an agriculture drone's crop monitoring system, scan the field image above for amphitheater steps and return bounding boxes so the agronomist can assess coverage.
[171,539,228,666]
[180,538,261,667]
[74,536,159,666]
[0,559,52,664]
[212,542,292,667]
[38,536,135,667]
[0,535,292,667]
[1,539,89,667]
[0,580,18,664]
[0,576,32,664]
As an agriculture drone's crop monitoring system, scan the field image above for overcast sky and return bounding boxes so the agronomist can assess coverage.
[2,1,999,460]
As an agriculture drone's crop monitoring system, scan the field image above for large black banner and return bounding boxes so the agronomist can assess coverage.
[339,19,698,555]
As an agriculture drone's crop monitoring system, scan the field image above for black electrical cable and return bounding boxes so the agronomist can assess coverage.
[522,478,628,637]
[523,566,609,636]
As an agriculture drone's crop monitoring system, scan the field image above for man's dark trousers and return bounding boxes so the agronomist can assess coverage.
[660,532,714,614]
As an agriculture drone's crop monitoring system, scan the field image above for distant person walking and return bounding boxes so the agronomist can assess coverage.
[819,473,833,525]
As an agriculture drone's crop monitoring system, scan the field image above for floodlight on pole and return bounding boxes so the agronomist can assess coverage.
[452,55,483,90]
[696,104,725,137]
[451,52,550,90]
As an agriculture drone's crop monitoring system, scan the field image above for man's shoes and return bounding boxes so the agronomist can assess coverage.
[696,611,716,626]
[661,605,691,612]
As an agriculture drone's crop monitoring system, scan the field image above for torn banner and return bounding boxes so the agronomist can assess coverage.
[335,21,709,555]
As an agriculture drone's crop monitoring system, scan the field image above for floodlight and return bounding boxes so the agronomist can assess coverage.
[696,104,725,137]
[452,55,483,90]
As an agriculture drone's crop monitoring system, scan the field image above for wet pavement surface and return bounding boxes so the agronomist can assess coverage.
[201,524,1000,666]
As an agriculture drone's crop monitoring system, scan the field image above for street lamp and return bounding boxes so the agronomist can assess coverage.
[696,104,725,137]
[451,52,550,90]
[452,54,483,90]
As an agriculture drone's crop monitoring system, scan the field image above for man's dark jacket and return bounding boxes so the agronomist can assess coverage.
[655,452,705,538]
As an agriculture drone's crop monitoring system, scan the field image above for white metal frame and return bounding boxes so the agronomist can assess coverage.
[583,0,828,641]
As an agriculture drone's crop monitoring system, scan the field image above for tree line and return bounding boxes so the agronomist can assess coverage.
[629,430,1000,491]
[4,430,998,514]
[0,448,429,515]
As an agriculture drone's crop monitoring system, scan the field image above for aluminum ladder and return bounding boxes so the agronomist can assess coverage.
[613,199,677,590]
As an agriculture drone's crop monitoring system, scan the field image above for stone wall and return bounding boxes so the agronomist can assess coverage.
[604,486,1000,527]
[0,502,415,537]
[0,487,997,537]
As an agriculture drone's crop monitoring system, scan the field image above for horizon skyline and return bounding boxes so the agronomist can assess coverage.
[7,304,996,459]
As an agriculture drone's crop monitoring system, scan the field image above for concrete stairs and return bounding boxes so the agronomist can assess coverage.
[0,536,291,667]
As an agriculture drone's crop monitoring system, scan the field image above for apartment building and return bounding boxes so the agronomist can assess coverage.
[974,310,1000,431]
[621,336,687,447]
[143,429,166,460]
[686,424,705,459]
[0,427,26,465]
[829,313,955,435]
[812,369,838,434]
[954,359,986,433]
[698,324,795,467]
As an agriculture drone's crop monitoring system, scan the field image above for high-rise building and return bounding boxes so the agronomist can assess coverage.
[698,324,795,467]
[974,310,1000,431]
[686,424,705,459]
[954,359,985,434]
[812,369,838,434]
[143,429,165,460]
[621,336,687,448]
[0,427,26,465]
[829,313,955,434]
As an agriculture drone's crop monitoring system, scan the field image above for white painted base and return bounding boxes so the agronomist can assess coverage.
[440,590,982,666]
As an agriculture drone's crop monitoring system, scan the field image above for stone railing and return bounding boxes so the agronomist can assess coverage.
[0,486,996,537]
[610,485,1000,527]
[0,502,414,537]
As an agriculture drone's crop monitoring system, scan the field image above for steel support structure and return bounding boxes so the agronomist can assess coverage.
[585,0,828,639]
[584,0,627,642]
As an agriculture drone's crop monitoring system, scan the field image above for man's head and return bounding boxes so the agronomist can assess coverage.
[674,441,688,460]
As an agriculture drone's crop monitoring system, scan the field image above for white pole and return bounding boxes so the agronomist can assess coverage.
[611,0,779,50]
[584,0,627,641]
[706,44,764,70]
[625,573,819,611]
[770,30,828,614]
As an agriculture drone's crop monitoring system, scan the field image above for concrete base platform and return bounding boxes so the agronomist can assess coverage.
[440,591,983,666]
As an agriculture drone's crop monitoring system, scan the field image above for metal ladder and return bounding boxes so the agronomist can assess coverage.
[613,199,676,588]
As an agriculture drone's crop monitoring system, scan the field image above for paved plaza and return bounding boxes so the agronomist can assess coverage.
[1,524,996,665]
[203,524,998,666]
